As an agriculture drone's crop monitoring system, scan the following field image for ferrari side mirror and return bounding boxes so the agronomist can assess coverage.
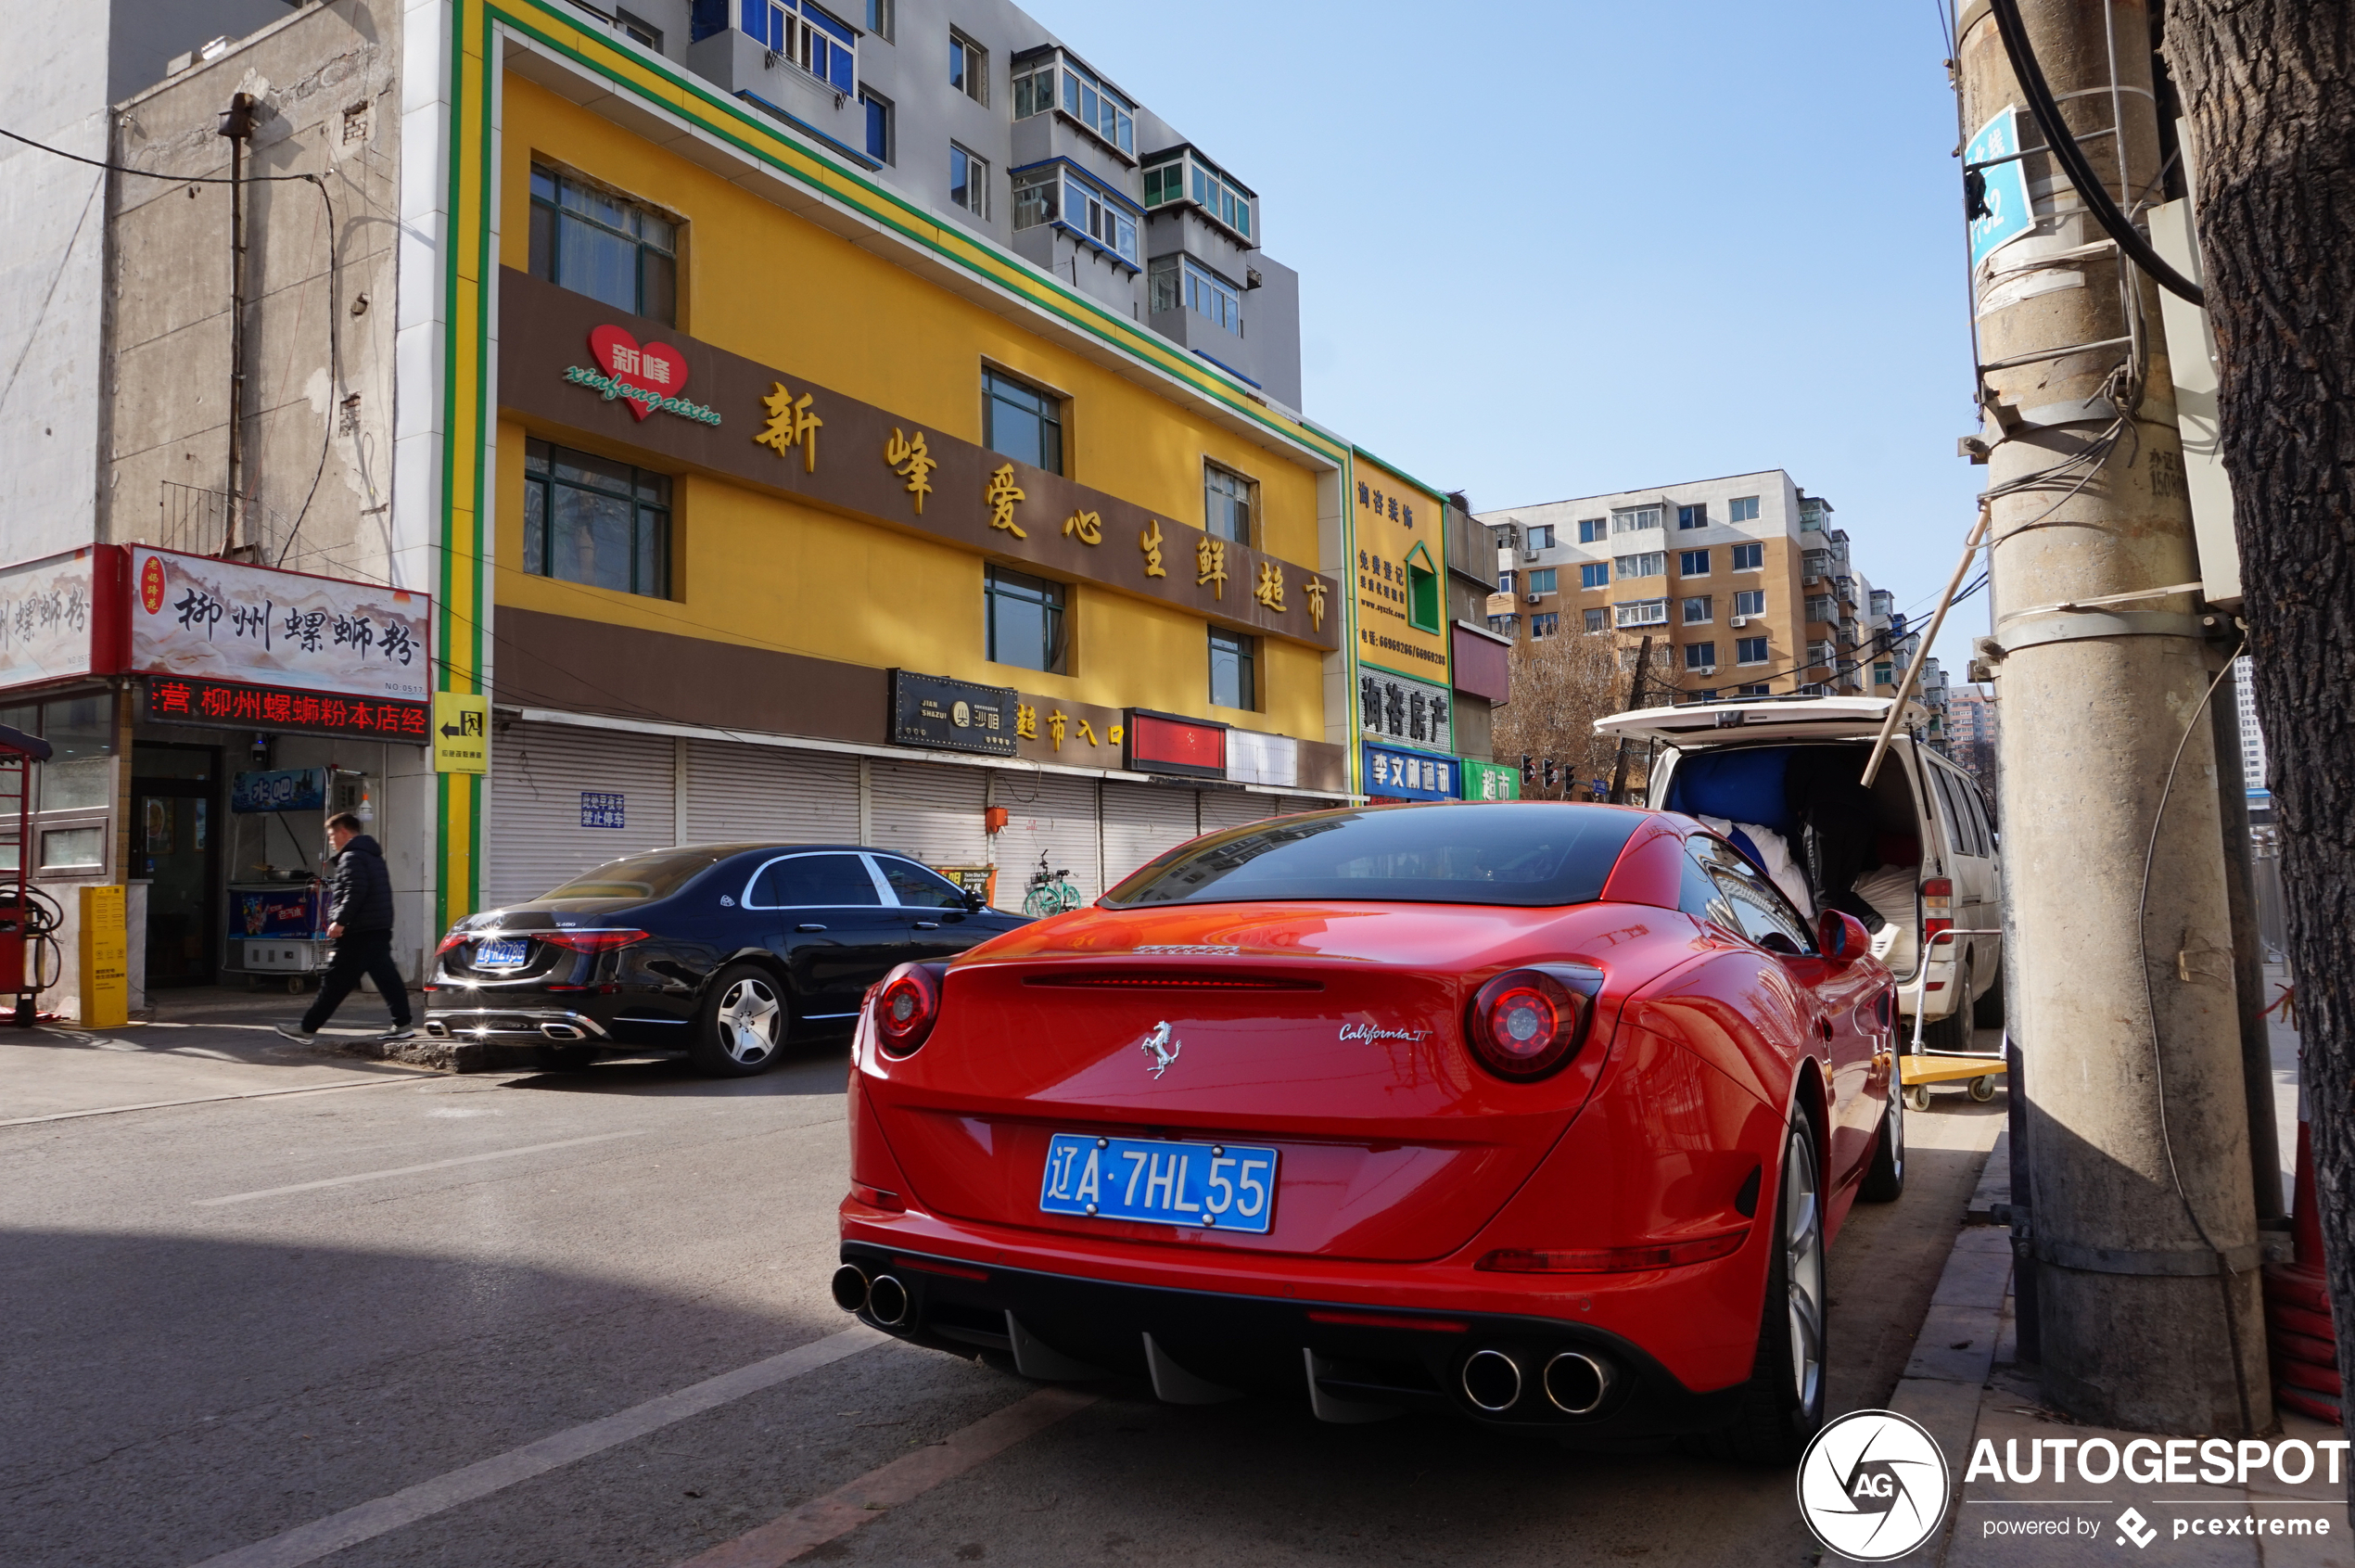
[1816,909,1870,964]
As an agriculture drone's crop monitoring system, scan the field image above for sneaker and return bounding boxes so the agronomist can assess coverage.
[274,1023,318,1042]
[382,1025,418,1042]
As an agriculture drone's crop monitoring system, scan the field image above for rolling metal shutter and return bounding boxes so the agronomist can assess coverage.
[487,721,677,909]
[1199,788,1278,836]
[993,770,1102,903]
[1279,795,1339,818]
[1101,781,1201,887]
[870,758,989,868]
[682,739,859,847]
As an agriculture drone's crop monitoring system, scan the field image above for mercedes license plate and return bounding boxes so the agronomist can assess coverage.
[1038,1133,1278,1233]
[474,937,528,969]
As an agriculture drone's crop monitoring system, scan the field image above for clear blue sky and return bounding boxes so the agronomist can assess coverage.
[1021,0,1988,657]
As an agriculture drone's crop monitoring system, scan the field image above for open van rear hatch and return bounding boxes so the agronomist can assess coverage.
[1592,695,1929,747]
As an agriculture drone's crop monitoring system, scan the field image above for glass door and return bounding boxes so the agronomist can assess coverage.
[133,744,219,988]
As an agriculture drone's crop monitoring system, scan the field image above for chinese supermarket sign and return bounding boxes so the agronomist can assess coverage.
[128,547,429,703]
[564,325,721,425]
[147,675,428,740]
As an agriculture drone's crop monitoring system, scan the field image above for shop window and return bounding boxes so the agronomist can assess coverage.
[1209,627,1257,710]
[528,164,678,325]
[32,695,113,812]
[39,825,103,871]
[982,367,1062,474]
[523,438,672,599]
[1204,462,1254,545]
[985,564,1066,674]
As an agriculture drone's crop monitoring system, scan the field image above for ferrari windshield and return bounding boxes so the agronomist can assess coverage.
[541,849,726,902]
[1103,803,1644,909]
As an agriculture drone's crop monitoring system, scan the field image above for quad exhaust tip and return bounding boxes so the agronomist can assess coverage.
[829,1264,870,1314]
[865,1273,910,1327]
[1544,1350,1612,1415]
[1460,1348,1523,1413]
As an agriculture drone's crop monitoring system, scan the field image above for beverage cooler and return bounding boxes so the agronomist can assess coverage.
[223,767,369,992]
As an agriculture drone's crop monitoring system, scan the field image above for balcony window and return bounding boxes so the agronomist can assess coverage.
[1149,254,1242,333]
[985,565,1066,673]
[1611,505,1661,533]
[524,438,671,599]
[743,0,857,92]
[1614,598,1668,629]
[528,164,678,324]
[1209,627,1257,709]
[1015,162,1140,266]
[1614,552,1663,580]
[1141,149,1254,241]
[1497,570,1514,593]
[982,367,1062,474]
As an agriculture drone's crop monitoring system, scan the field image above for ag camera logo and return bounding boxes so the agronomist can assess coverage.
[1797,1409,1952,1562]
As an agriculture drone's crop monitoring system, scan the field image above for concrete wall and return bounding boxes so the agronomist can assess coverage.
[107,0,404,588]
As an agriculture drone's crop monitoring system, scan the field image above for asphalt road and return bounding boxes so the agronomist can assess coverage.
[2,1008,2004,1568]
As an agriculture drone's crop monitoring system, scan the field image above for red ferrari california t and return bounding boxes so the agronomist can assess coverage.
[832,802,1901,1462]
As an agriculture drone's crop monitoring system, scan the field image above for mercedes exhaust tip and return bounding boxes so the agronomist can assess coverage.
[865,1273,910,1327]
[829,1265,870,1314]
[1460,1348,1523,1413]
[1543,1350,1612,1415]
[538,1023,586,1040]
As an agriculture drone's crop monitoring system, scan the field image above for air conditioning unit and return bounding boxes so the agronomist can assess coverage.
[1729,615,1749,628]
[1523,593,1546,605]
[1690,665,1717,676]
[1521,550,1541,564]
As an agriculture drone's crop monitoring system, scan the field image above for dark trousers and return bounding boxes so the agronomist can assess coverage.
[301,926,412,1032]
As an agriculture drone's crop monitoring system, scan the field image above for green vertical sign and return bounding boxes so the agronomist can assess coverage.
[1460,758,1521,800]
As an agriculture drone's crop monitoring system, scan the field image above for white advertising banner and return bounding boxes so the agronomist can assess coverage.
[0,550,96,690]
[127,547,430,701]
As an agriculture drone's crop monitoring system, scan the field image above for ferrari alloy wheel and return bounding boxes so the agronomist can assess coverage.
[1860,1086,1905,1203]
[692,963,787,1077]
[1701,1116,1830,1465]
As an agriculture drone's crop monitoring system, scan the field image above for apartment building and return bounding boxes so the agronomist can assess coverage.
[1474,471,1903,703]
[1946,683,1998,798]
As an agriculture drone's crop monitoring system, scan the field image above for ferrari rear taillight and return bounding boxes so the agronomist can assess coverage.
[1465,968,1590,1081]
[1922,877,1954,945]
[541,928,648,954]
[874,962,943,1056]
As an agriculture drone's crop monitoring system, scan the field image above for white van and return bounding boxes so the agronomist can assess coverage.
[1594,695,2002,1052]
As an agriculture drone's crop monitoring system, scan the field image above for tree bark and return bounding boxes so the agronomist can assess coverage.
[2163,0,2355,1466]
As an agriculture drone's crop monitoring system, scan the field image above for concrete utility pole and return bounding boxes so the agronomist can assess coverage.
[1958,0,2269,1434]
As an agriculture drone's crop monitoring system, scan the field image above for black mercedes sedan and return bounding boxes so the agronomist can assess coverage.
[423,844,1031,1075]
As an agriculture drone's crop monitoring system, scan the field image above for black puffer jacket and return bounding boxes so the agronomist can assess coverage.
[327,834,395,932]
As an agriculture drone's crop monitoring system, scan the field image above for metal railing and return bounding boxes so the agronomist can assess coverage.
[150,480,291,563]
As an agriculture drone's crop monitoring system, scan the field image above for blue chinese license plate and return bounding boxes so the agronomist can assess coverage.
[474,937,528,969]
[1038,1133,1279,1234]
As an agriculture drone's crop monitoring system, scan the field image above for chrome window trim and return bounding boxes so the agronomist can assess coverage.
[740,850,886,911]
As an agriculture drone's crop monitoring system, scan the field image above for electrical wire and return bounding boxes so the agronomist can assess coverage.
[2132,640,2259,1434]
[1985,0,2205,306]
[0,123,325,185]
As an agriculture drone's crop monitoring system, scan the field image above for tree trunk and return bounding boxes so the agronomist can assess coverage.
[2163,1,2355,1468]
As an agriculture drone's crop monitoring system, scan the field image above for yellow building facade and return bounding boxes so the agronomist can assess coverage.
[436,10,1374,915]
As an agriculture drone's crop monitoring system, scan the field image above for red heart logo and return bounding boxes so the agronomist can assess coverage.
[587,325,690,420]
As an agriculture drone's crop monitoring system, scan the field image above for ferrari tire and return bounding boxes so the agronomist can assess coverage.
[1859,1087,1905,1203]
[1705,1115,1829,1466]
[691,962,788,1077]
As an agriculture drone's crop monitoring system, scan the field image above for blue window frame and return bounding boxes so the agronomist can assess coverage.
[740,0,856,92]
[1527,568,1559,593]
[1012,160,1140,267]
[1731,542,1764,570]
[1577,517,1607,543]
[1677,503,1708,529]
[1580,563,1609,589]
[859,88,891,164]
[1678,549,1710,575]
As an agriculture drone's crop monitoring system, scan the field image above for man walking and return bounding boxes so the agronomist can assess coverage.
[277,812,414,1042]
